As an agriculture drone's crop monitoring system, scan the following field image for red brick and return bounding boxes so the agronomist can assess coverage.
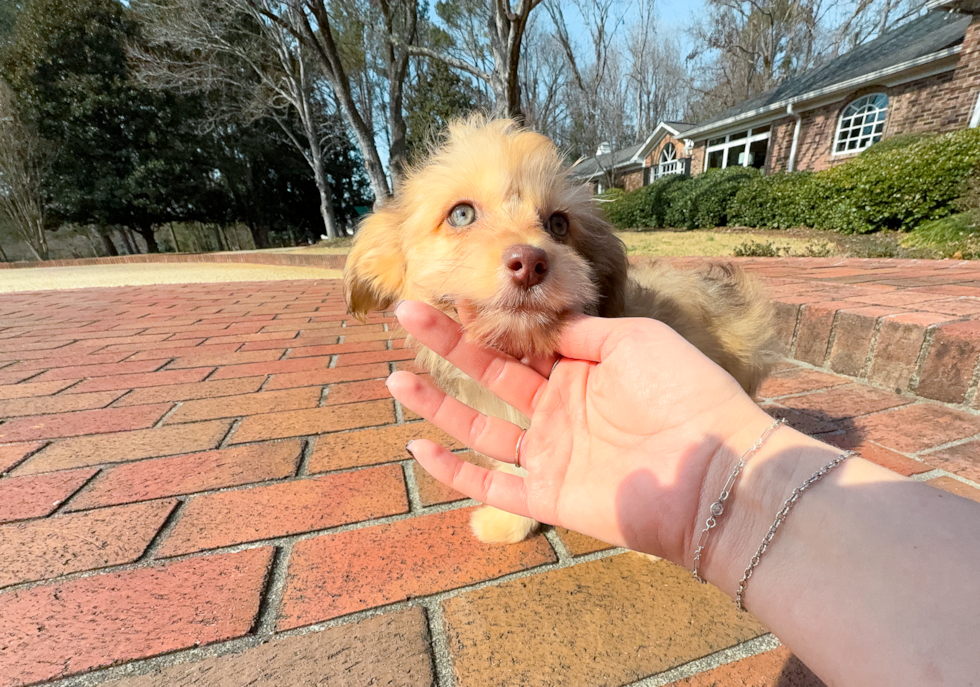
[867,313,952,393]
[820,434,930,476]
[113,376,265,406]
[14,420,232,474]
[554,527,615,556]
[756,367,849,398]
[0,500,176,587]
[0,468,97,523]
[69,441,303,510]
[203,331,304,345]
[851,404,980,454]
[0,442,44,474]
[827,307,898,377]
[166,349,285,369]
[230,399,394,444]
[208,356,335,380]
[763,405,841,435]
[413,451,491,507]
[919,298,980,316]
[338,330,401,343]
[0,390,123,418]
[927,476,980,503]
[778,383,911,422]
[164,387,322,424]
[261,322,349,334]
[27,359,165,382]
[921,441,980,482]
[915,320,980,404]
[0,369,43,385]
[4,352,134,371]
[100,339,216,354]
[239,336,331,351]
[157,465,408,556]
[278,507,556,629]
[0,403,171,443]
[264,363,390,391]
[324,379,391,405]
[67,367,215,393]
[0,380,78,400]
[0,548,272,687]
[309,422,463,472]
[125,343,243,360]
[662,646,825,686]
[285,340,387,358]
[793,302,842,366]
[771,301,800,354]
[335,348,416,367]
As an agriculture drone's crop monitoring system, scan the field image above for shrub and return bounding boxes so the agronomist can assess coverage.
[813,128,980,233]
[733,240,789,257]
[860,132,937,156]
[601,175,690,230]
[680,166,760,230]
[729,172,818,228]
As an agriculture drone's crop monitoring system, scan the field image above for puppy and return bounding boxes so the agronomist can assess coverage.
[344,116,777,544]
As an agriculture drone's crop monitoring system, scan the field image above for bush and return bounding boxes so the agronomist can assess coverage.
[728,128,980,234]
[601,175,690,230]
[860,132,937,156]
[681,166,760,230]
[729,172,818,228]
[733,240,790,257]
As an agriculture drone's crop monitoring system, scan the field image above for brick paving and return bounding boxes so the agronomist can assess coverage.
[1,262,979,686]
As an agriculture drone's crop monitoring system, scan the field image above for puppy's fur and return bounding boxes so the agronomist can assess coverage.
[345,117,777,544]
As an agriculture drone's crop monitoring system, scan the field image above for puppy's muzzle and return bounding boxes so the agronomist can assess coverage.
[504,244,549,290]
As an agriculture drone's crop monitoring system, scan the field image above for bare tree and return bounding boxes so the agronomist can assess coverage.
[0,80,48,260]
[407,0,545,118]
[135,0,349,238]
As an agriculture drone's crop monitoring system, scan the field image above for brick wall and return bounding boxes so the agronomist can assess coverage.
[622,170,644,191]
[689,143,706,177]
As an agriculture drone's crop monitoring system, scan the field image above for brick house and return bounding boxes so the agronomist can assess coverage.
[570,122,694,192]
[573,0,979,187]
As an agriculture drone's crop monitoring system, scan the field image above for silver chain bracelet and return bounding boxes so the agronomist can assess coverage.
[735,450,855,611]
[692,418,786,583]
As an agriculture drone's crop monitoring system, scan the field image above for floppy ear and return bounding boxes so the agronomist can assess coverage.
[577,212,629,318]
[344,207,407,320]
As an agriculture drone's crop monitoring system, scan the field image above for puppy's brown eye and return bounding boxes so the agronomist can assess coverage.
[547,213,569,238]
[448,203,476,227]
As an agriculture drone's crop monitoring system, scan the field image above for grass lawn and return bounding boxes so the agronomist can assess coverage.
[615,230,832,257]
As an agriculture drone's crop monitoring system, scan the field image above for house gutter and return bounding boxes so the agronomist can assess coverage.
[786,104,803,172]
[682,45,963,141]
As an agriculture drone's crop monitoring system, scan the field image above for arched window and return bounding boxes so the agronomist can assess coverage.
[834,93,888,154]
[660,143,676,164]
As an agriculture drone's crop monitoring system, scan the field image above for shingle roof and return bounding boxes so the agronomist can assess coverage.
[687,11,971,137]
[569,141,645,179]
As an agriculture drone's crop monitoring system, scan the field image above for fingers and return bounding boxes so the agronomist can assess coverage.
[406,439,531,517]
[387,371,525,464]
[395,301,547,416]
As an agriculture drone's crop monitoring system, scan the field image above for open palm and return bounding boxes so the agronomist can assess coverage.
[386,301,770,566]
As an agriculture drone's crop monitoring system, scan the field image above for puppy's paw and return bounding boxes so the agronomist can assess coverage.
[470,505,539,544]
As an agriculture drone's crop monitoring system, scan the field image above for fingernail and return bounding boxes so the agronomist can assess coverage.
[405,440,416,456]
[393,300,405,316]
[385,374,393,388]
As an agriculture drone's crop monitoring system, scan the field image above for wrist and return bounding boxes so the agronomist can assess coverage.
[688,408,845,599]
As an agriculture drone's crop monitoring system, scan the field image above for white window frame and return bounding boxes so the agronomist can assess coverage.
[833,93,888,156]
[656,143,683,178]
[703,127,771,172]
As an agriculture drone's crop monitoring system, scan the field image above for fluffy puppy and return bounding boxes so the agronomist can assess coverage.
[344,116,777,544]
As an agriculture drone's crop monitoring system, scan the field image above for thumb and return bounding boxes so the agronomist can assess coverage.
[555,314,639,363]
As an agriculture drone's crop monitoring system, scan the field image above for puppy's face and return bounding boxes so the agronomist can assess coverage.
[344,118,627,358]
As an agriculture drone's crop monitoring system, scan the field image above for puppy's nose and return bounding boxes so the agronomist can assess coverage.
[504,244,549,289]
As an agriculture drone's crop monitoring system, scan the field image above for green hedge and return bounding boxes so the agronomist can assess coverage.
[602,166,758,231]
[730,128,980,234]
[602,128,980,234]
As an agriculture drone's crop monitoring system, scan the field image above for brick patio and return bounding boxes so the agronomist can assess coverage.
[2,259,980,687]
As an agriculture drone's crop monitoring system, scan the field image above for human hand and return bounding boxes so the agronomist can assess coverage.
[386,301,774,568]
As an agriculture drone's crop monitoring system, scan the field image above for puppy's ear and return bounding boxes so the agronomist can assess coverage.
[344,208,406,320]
[577,213,629,318]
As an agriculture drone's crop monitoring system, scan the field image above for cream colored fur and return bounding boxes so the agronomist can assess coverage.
[344,116,778,544]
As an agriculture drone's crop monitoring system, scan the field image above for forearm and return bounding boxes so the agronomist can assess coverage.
[695,412,980,687]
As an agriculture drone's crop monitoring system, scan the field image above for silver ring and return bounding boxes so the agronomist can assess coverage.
[515,429,527,468]
[550,355,562,377]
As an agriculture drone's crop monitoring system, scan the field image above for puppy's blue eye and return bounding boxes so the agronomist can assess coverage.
[448,203,476,227]
[547,213,569,238]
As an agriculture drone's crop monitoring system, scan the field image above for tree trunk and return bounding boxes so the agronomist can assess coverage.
[249,221,270,249]
[118,227,137,254]
[0,239,7,262]
[135,224,159,253]
[169,223,181,253]
[95,227,118,256]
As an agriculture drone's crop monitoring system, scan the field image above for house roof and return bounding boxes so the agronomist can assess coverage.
[684,10,972,140]
[569,121,695,179]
